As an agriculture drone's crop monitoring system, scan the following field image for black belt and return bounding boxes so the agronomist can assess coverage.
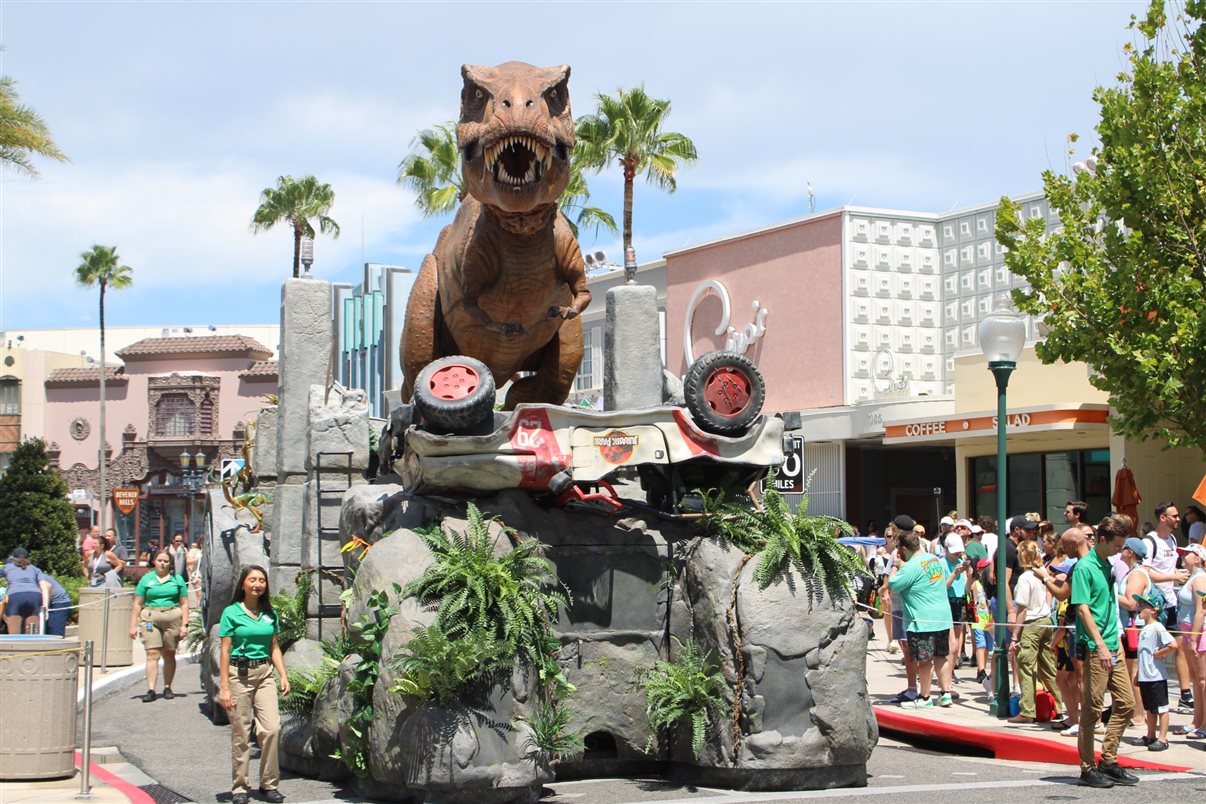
[235,657,269,668]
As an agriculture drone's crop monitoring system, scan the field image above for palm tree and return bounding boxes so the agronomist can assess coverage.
[397,123,464,217]
[575,87,699,269]
[251,175,340,278]
[74,246,133,537]
[0,73,68,177]
[561,143,619,241]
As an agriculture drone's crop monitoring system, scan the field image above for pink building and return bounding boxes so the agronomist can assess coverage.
[45,335,277,549]
[666,212,846,415]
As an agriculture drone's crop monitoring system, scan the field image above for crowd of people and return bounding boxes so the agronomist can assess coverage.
[1,526,204,636]
[866,500,1206,788]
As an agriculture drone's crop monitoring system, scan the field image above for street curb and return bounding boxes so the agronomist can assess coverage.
[874,707,1193,772]
[77,652,200,712]
[74,751,155,804]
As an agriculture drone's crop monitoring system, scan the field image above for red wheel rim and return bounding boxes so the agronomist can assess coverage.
[703,368,751,417]
[427,364,480,400]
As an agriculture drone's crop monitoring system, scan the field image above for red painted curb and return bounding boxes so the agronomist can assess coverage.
[874,707,1192,772]
[74,751,157,804]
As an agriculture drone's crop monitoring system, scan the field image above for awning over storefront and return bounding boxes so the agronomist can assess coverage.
[882,403,1109,445]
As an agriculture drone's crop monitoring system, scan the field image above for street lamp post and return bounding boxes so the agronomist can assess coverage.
[977,306,1027,719]
[179,450,207,544]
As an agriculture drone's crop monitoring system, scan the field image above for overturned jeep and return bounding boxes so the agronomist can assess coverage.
[379,350,786,513]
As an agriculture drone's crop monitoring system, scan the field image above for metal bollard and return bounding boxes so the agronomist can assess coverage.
[100,590,110,674]
[77,640,94,799]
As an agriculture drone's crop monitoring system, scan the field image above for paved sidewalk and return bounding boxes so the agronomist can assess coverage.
[863,618,1205,772]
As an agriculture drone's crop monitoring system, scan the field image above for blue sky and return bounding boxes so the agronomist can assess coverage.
[0,0,1146,331]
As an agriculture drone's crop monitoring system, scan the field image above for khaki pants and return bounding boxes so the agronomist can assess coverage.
[229,663,280,794]
[1078,645,1134,773]
[1016,621,1064,717]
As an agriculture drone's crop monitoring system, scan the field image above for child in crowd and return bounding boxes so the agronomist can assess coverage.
[970,558,994,690]
[1135,592,1177,751]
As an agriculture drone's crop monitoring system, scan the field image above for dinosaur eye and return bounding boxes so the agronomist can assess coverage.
[475,88,483,99]
[548,89,557,100]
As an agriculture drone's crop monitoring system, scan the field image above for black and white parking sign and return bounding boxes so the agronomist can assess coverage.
[767,435,805,493]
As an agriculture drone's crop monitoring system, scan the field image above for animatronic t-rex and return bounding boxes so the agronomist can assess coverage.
[400,62,591,409]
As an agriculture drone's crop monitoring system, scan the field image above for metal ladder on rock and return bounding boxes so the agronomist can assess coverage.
[315,451,353,641]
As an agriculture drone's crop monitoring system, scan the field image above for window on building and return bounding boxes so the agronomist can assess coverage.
[575,329,595,391]
[970,448,1110,526]
[155,394,195,437]
[0,378,18,415]
[199,394,214,435]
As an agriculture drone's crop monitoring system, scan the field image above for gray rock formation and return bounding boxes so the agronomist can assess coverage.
[293,489,875,798]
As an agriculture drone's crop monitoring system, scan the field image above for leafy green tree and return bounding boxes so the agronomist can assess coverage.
[575,87,699,261]
[0,73,67,177]
[74,245,133,536]
[251,175,340,278]
[997,0,1206,454]
[397,122,464,217]
[0,438,81,578]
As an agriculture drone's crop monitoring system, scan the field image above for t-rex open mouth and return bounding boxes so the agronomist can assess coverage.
[484,136,553,187]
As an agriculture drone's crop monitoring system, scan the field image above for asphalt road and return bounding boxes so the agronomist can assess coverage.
[87,666,1206,803]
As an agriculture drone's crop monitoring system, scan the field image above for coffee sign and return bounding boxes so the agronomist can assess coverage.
[112,487,140,515]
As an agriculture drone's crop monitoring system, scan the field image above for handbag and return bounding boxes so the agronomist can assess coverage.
[1124,623,1140,653]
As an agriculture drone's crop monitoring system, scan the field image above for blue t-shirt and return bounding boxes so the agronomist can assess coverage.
[1137,621,1173,683]
[943,555,966,599]
[0,563,46,595]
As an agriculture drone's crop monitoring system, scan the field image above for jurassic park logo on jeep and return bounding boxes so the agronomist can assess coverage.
[594,431,639,464]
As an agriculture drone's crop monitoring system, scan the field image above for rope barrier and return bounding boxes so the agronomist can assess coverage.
[44,588,136,613]
[854,599,1206,636]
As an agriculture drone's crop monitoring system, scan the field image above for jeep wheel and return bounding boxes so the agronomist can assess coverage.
[683,351,765,435]
[413,356,496,433]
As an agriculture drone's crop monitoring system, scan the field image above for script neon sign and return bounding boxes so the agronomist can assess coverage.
[683,279,769,365]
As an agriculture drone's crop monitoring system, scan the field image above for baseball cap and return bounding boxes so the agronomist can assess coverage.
[976,558,992,570]
[970,523,983,534]
[1010,515,1039,532]
[1123,537,1148,558]
[940,516,955,527]
[953,518,972,530]
[892,514,916,531]
[1134,592,1160,610]
[1176,543,1206,561]
[9,546,28,559]
[943,534,965,554]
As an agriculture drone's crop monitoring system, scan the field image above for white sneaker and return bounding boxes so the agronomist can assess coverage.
[887,642,899,654]
[1061,723,1080,737]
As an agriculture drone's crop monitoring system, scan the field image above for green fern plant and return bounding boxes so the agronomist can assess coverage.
[271,569,313,648]
[641,639,726,759]
[282,655,340,716]
[183,609,206,653]
[519,696,585,763]
[402,503,568,668]
[388,625,509,704]
[696,484,867,596]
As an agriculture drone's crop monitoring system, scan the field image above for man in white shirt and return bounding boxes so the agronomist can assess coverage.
[1144,502,1192,712]
[977,515,998,566]
[1185,506,1206,545]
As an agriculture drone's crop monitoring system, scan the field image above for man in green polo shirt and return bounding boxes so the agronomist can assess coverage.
[1072,514,1138,789]
[888,523,955,709]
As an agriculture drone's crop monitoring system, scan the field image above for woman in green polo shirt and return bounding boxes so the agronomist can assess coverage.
[218,565,289,804]
[128,549,189,703]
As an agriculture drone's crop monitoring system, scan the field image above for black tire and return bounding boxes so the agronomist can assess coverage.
[683,351,765,435]
[413,355,496,433]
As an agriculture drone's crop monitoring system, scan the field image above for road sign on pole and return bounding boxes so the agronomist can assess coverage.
[765,435,805,494]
